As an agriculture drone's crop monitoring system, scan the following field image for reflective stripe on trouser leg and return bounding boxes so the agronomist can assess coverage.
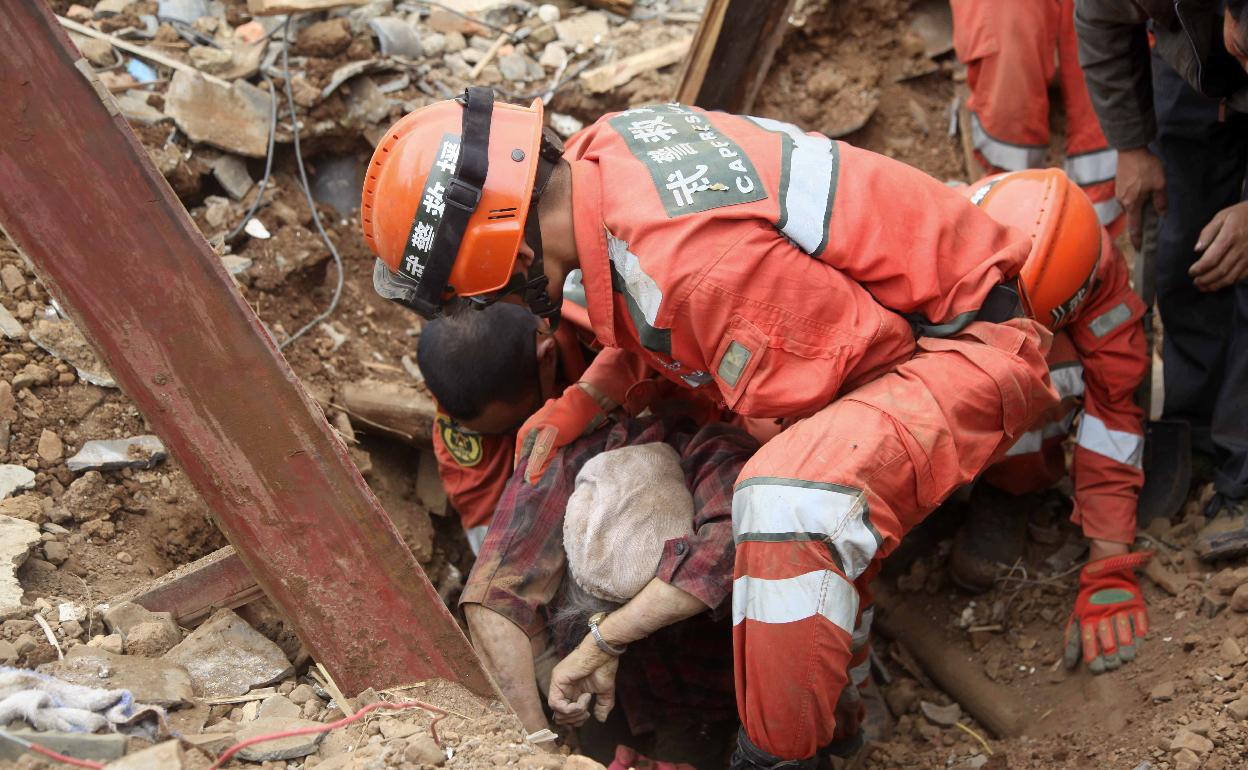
[732,319,1057,760]
[968,111,1046,172]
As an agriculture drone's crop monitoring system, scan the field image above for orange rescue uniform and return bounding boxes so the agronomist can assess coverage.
[563,104,1058,759]
[952,0,1123,227]
[985,228,1147,544]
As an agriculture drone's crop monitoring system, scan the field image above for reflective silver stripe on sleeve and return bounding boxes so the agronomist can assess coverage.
[1005,411,1076,457]
[851,605,874,651]
[465,525,489,556]
[1065,148,1118,186]
[1076,413,1144,467]
[732,570,858,633]
[968,111,1046,171]
[849,658,871,687]
[746,116,838,255]
[734,478,880,580]
[606,232,663,326]
[1093,198,1123,225]
[1050,364,1086,400]
[1087,302,1133,339]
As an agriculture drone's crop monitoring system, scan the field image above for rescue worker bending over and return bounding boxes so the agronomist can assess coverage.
[361,89,1059,768]
[950,170,1151,673]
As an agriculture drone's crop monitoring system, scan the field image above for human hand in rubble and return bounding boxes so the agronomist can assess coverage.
[1115,148,1168,249]
[548,641,619,726]
[516,383,612,484]
[1191,201,1248,292]
[1063,551,1152,674]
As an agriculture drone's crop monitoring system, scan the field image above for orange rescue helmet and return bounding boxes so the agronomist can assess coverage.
[964,169,1102,330]
[361,88,562,320]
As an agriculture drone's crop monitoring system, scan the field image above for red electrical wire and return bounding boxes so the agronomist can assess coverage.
[7,698,448,770]
[23,743,105,770]
[206,699,449,770]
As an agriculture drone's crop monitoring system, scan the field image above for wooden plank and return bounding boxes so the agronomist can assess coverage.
[581,36,691,94]
[111,546,262,627]
[673,0,797,113]
[57,16,231,89]
[338,380,437,447]
[0,0,494,699]
[247,0,368,16]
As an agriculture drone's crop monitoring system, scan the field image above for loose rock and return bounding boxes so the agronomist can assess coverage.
[1170,729,1214,755]
[1174,748,1201,770]
[919,700,962,727]
[102,740,183,770]
[0,515,41,612]
[403,735,445,766]
[1227,696,1248,721]
[288,682,320,705]
[1150,681,1176,702]
[37,429,63,463]
[40,646,194,708]
[1231,583,1248,613]
[297,18,354,57]
[0,304,25,340]
[1221,637,1247,664]
[125,621,182,657]
[211,156,254,201]
[554,11,609,47]
[164,608,293,698]
[67,436,167,473]
[258,694,302,720]
[0,266,24,294]
[28,318,116,387]
[0,466,36,499]
[235,718,324,761]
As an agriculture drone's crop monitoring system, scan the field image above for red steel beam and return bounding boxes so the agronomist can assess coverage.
[0,1,494,698]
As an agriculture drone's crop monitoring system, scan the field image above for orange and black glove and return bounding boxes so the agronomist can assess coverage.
[1063,551,1152,674]
[515,384,608,484]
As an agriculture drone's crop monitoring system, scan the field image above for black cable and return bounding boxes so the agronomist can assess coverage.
[276,14,345,351]
[225,71,279,244]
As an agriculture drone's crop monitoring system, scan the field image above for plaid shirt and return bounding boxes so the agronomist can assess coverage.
[461,415,758,733]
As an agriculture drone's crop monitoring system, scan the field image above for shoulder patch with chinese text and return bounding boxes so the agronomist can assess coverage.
[608,104,767,218]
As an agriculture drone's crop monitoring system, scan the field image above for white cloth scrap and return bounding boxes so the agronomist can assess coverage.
[0,667,164,734]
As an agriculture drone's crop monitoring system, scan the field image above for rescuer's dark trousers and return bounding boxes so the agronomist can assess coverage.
[1152,53,1248,499]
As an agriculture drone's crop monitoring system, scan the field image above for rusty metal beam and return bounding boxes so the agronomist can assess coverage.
[0,1,494,698]
[112,547,262,627]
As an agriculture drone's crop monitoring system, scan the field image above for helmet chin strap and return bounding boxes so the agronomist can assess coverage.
[475,128,564,327]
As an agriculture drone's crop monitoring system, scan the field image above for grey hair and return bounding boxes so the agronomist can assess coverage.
[548,576,621,654]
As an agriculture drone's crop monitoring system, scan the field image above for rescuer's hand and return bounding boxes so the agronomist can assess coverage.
[1116,148,1168,250]
[1192,201,1248,292]
[1063,551,1152,674]
[515,383,610,484]
[548,640,619,726]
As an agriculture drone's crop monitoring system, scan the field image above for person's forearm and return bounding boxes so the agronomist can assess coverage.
[596,578,707,647]
[464,604,549,734]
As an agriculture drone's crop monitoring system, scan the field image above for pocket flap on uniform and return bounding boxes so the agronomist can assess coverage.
[711,316,768,409]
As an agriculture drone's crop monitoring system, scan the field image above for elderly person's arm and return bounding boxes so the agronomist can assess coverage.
[548,423,758,725]
[465,605,550,734]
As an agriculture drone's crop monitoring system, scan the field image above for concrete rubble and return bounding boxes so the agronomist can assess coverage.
[67,435,167,473]
[164,608,293,698]
[0,515,40,612]
[41,646,195,708]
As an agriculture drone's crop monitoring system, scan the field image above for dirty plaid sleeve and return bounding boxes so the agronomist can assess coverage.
[459,431,604,637]
[655,423,760,613]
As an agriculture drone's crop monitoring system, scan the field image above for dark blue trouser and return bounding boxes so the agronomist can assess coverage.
[1152,53,1248,499]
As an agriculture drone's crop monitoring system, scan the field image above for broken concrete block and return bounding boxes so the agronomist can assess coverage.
[164,608,292,698]
[28,318,116,388]
[0,466,36,499]
[104,601,175,636]
[125,621,182,657]
[554,11,609,47]
[368,16,422,57]
[221,255,253,276]
[211,155,254,201]
[115,92,167,126]
[258,694,302,720]
[0,515,41,611]
[103,740,183,769]
[235,717,324,761]
[181,732,236,754]
[0,304,25,340]
[164,70,274,158]
[40,646,194,708]
[67,435,167,473]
